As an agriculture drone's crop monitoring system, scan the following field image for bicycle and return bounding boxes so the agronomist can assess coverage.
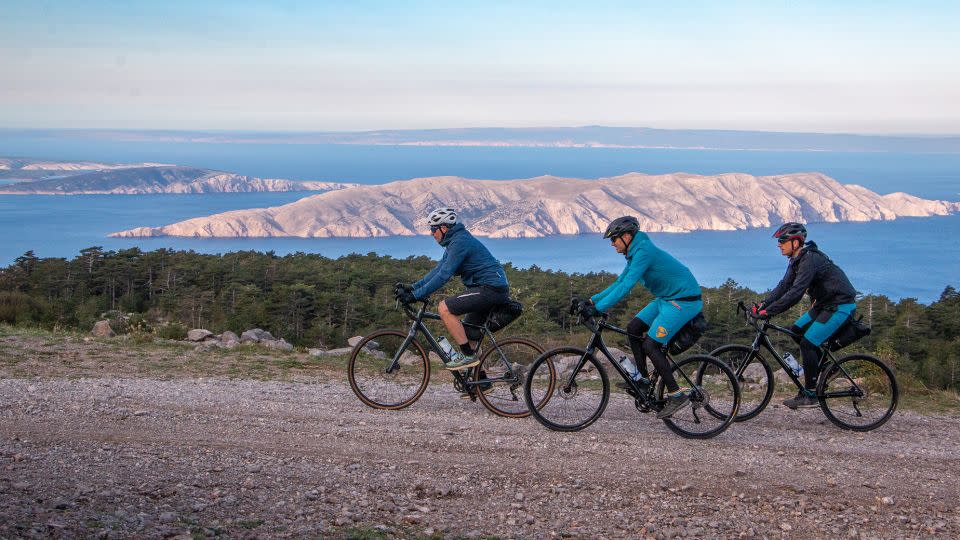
[523,300,740,439]
[709,301,898,431]
[347,295,551,418]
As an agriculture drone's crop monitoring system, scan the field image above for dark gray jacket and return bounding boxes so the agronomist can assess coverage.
[763,242,856,316]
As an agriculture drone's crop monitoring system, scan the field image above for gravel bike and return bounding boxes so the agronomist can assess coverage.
[523,301,740,439]
[709,301,898,431]
[347,296,551,418]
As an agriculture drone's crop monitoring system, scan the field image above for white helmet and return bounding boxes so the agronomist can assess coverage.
[427,207,458,227]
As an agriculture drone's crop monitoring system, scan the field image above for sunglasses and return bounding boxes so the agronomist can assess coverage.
[430,225,443,233]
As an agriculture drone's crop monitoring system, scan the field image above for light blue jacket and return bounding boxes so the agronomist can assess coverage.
[591,231,701,312]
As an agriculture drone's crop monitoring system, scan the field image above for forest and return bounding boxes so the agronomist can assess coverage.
[1,247,958,391]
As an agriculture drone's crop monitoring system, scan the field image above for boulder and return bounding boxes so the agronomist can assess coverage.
[241,328,275,343]
[91,320,115,338]
[220,330,240,344]
[186,329,214,342]
[347,336,364,347]
[742,363,767,383]
[262,338,293,351]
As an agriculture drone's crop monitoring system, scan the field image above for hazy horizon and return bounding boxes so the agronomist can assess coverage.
[3,1,958,134]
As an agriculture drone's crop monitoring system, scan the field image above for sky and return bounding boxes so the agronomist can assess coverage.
[1,0,958,133]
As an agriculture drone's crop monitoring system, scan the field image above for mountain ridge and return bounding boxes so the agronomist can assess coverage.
[109,172,960,239]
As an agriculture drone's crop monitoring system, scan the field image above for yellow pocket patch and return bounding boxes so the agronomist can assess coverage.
[656,326,668,338]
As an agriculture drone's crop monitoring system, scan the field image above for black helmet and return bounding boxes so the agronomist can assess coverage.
[772,222,807,243]
[603,216,640,240]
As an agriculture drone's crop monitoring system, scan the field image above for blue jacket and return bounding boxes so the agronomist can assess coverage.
[591,231,701,312]
[412,223,509,300]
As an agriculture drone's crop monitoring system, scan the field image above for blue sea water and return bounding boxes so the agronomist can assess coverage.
[0,136,957,302]
[1,134,959,198]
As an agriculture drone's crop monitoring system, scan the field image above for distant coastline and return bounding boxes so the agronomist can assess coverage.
[4,126,960,153]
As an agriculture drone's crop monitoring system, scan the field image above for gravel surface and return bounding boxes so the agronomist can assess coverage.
[1,333,959,538]
[3,377,959,539]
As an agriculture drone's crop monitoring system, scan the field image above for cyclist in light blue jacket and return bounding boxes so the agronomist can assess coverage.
[582,216,703,419]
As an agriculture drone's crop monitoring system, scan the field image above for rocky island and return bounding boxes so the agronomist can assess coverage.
[110,172,960,238]
[0,162,354,195]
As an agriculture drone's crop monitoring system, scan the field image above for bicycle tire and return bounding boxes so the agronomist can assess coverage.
[347,329,430,410]
[657,354,740,439]
[817,353,898,432]
[474,337,549,418]
[708,344,774,421]
[523,347,609,432]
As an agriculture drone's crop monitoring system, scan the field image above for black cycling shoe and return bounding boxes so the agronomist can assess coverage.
[657,387,693,419]
[783,390,819,409]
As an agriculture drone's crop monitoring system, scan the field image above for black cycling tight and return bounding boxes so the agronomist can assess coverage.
[627,317,681,393]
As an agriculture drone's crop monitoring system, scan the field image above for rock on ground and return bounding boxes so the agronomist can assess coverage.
[186,329,214,342]
[90,320,115,338]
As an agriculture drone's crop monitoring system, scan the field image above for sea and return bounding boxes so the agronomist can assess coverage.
[1,133,958,302]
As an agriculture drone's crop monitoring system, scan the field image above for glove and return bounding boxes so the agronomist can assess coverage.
[394,282,413,294]
[396,289,416,304]
[569,297,583,315]
[750,302,764,316]
[580,304,600,319]
[754,309,770,320]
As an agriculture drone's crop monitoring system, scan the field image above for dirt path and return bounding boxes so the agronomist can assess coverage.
[2,373,959,539]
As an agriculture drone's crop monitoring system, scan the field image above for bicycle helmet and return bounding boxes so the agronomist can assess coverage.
[603,216,640,240]
[772,222,807,243]
[427,207,458,227]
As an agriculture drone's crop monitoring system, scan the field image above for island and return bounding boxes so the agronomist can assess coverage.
[109,172,960,238]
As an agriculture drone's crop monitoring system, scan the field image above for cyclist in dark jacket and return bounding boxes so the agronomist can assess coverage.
[753,222,858,409]
[396,207,510,371]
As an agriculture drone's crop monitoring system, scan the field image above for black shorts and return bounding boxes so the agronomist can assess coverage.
[444,286,510,339]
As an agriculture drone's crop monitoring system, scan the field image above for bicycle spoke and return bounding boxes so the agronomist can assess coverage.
[525,348,608,432]
[818,354,898,431]
[348,330,429,410]
[660,355,739,439]
[475,338,545,418]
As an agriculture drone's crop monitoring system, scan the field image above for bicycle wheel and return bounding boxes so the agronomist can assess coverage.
[709,344,774,421]
[524,347,609,432]
[347,329,430,410]
[817,354,898,432]
[474,338,548,418]
[657,354,740,439]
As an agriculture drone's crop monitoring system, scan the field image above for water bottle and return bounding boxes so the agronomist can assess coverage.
[618,356,639,379]
[783,352,803,377]
[437,336,455,359]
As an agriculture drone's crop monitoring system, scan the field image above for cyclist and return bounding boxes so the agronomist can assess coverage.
[395,207,510,371]
[752,222,858,409]
[580,216,703,419]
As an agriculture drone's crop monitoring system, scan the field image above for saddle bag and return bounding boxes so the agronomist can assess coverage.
[826,313,871,351]
[487,300,523,333]
[667,312,708,355]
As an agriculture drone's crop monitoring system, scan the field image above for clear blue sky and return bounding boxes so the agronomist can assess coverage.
[2,0,958,133]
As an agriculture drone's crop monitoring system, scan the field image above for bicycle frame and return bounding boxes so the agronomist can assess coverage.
[386,299,515,388]
[735,302,865,400]
[565,315,699,406]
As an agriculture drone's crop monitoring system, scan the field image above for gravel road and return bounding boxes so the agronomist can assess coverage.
[2,371,959,539]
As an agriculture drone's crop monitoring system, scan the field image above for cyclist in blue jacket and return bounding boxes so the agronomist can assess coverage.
[581,216,703,419]
[395,208,510,371]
